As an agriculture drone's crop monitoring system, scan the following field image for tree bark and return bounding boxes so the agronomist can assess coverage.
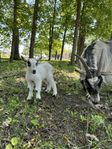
[48,23,53,61]
[48,0,57,61]
[70,0,81,65]
[10,0,20,62]
[60,25,67,61]
[77,1,86,57]
[110,31,112,39]
[29,0,39,58]
[77,34,85,56]
[55,50,57,60]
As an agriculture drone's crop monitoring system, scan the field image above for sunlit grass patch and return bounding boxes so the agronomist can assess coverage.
[1,60,25,73]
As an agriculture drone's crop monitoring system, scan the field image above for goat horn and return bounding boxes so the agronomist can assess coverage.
[21,55,28,62]
[36,55,42,61]
[74,54,92,78]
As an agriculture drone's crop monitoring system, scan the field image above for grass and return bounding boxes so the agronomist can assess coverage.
[0,60,112,149]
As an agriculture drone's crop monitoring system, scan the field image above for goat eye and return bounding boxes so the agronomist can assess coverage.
[27,61,31,67]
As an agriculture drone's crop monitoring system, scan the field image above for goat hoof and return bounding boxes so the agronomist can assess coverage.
[45,89,51,94]
[45,90,48,94]
[27,96,33,100]
[35,98,42,104]
[52,94,57,97]
[27,99,34,104]
[36,96,41,100]
[36,94,41,99]
[86,93,91,99]
[36,98,41,101]
[92,101,99,105]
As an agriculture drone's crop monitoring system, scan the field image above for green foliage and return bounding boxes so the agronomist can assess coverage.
[0,0,111,58]
[90,114,105,132]
[39,141,53,148]
[81,0,112,40]
[5,144,13,149]
[31,118,39,126]
[5,137,20,149]
[52,39,62,54]
[11,137,20,146]
[91,115,105,126]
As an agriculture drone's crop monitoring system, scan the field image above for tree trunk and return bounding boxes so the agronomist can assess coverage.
[55,50,57,60]
[48,23,53,61]
[60,25,67,61]
[110,31,112,39]
[70,0,81,65]
[77,34,85,56]
[10,0,20,62]
[29,0,39,58]
[77,1,86,57]
[48,0,57,61]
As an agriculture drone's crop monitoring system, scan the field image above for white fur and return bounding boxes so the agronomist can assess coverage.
[87,77,100,103]
[25,58,57,100]
[88,77,98,87]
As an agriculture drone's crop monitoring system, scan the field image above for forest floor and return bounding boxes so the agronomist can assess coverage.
[0,60,112,149]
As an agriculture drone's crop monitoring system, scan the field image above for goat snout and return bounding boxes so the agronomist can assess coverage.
[32,70,36,74]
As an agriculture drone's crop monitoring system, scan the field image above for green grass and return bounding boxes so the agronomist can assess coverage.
[0,60,112,149]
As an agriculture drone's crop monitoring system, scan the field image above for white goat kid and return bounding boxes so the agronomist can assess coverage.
[21,56,57,100]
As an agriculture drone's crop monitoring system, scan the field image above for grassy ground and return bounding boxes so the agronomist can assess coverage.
[0,60,112,149]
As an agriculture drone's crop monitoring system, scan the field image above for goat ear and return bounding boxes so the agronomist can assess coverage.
[85,78,93,89]
[36,55,42,61]
[97,76,103,87]
[21,55,28,62]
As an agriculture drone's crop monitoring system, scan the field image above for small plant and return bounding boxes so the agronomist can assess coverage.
[91,115,105,125]
[40,141,53,148]
[80,114,87,122]
[90,114,105,132]
[66,108,77,118]
[5,137,20,149]
[8,97,20,110]
[104,123,112,140]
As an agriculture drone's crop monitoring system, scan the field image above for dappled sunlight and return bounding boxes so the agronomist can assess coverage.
[62,70,80,79]
[16,77,25,83]
[0,80,3,88]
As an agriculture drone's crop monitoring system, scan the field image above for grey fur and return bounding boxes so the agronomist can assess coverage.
[78,40,112,103]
